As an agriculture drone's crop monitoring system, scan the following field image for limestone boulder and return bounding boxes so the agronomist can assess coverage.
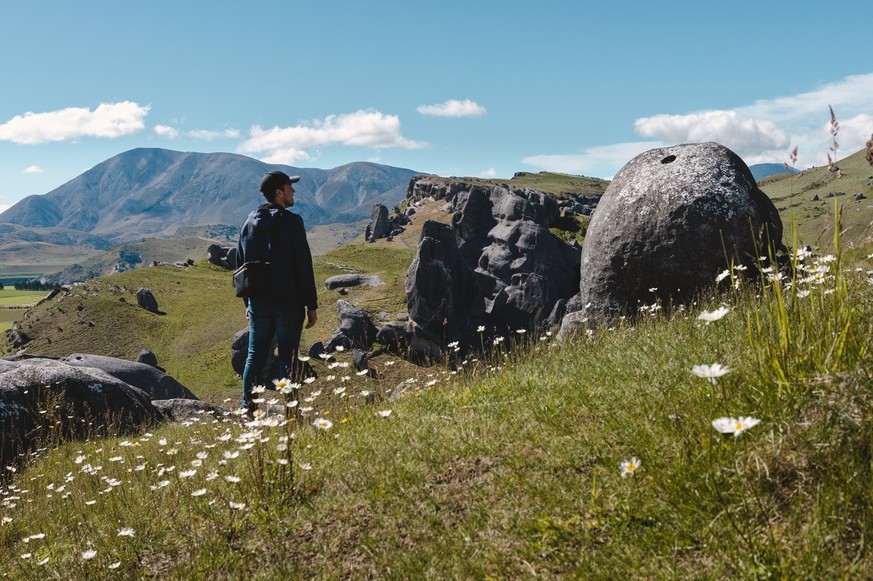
[136,288,159,313]
[63,353,197,400]
[324,274,384,290]
[0,360,161,467]
[571,142,784,322]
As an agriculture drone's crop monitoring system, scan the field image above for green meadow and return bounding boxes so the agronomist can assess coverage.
[1,170,873,576]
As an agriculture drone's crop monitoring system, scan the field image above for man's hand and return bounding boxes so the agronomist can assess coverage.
[306,308,318,328]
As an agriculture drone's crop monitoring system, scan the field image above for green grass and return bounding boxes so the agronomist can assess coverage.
[1,290,46,335]
[3,235,873,576]
[2,242,418,404]
[759,148,873,250]
[4,175,873,576]
[0,289,46,306]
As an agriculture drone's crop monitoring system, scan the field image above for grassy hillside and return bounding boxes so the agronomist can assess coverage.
[37,237,224,283]
[2,240,873,576]
[1,231,422,403]
[4,168,873,575]
[759,148,873,250]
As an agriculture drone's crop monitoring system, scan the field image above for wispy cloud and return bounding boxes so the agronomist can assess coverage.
[154,125,180,139]
[417,99,486,118]
[22,165,43,174]
[237,109,426,165]
[479,167,498,178]
[154,125,240,140]
[0,102,149,144]
[524,73,873,177]
[188,128,240,140]
[0,203,11,214]
[523,142,661,178]
[634,73,873,169]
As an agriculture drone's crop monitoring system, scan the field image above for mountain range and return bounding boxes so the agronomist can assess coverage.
[0,148,421,246]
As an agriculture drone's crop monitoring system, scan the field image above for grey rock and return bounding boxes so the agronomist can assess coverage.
[324,274,384,290]
[136,288,159,313]
[557,310,592,342]
[405,183,580,348]
[365,204,390,241]
[574,142,784,321]
[135,349,159,368]
[352,349,369,372]
[375,321,411,353]
[0,360,160,467]
[206,244,227,266]
[64,353,197,400]
[335,300,378,350]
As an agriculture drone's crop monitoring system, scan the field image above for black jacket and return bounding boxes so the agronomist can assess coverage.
[236,203,318,309]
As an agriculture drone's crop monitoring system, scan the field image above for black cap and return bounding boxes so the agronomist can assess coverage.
[259,170,300,195]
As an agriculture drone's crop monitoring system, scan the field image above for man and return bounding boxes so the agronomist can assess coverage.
[237,170,318,414]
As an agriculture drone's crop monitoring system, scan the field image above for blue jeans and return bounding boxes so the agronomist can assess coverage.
[241,298,305,408]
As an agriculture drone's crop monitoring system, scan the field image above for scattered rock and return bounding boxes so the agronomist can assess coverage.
[135,349,160,369]
[136,288,159,313]
[324,274,384,290]
[207,244,237,269]
[352,349,369,372]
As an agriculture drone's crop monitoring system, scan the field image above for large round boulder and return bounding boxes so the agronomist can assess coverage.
[572,142,784,321]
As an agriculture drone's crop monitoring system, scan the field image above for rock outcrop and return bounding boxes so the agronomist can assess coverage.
[563,142,785,330]
[207,244,238,269]
[364,203,409,242]
[405,179,581,350]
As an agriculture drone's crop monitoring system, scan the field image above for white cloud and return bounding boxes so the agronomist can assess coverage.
[154,126,240,141]
[188,128,241,140]
[524,72,873,177]
[634,73,873,169]
[154,125,180,139]
[0,102,149,144]
[0,203,11,214]
[237,110,426,164]
[479,167,498,178]
[22,165,43,174]
[634,111,790,155]
[523,142,661,178]
[417,99,486,118]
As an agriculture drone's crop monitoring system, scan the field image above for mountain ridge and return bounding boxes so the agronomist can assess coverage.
[0,148,421,243]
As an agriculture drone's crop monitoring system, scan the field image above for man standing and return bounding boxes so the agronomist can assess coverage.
[237,170,318,413]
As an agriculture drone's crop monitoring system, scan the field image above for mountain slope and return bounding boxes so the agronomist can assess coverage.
[750,162,799,181]
[0,149,421,242]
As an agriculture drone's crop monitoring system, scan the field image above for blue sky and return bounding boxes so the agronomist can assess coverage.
[2,0,872,213]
